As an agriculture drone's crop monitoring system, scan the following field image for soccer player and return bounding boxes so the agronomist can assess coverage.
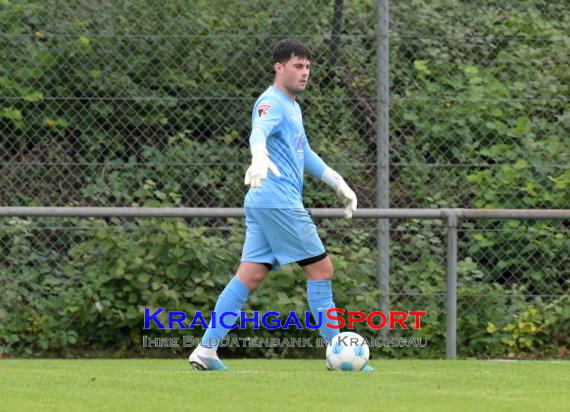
[189,38,372,371]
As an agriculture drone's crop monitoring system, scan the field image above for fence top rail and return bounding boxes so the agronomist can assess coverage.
[0,207,568,220]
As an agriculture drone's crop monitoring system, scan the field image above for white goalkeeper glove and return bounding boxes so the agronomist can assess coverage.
[244,143,281,188]
[322,167,357,219]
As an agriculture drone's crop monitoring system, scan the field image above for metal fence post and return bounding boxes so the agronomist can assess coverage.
[377,0,390,337]
[445,210,459,358]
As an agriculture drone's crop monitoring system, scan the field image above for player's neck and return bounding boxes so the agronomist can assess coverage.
[272,83,296,100]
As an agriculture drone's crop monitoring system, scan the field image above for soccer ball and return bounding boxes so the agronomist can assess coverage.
[325,331,370,371]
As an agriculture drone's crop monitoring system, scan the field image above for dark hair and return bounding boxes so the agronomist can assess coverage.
[272,38,311,65]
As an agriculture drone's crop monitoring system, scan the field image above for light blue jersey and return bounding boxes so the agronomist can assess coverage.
[244,85,326,208]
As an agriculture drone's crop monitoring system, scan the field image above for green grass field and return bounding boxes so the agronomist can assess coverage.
[1,359,569,411]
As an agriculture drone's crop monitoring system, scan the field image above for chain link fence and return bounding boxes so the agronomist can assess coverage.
[0,1,568,357]
[1,0,568,209]
[1,211,568,357]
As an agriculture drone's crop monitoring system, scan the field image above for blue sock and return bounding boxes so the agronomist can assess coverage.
[307,279,340,342]
[202,276,249,349]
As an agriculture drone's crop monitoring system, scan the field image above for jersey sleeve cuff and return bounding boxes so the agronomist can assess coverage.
[249,128,267,148]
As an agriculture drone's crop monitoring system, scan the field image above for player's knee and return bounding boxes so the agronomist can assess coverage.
[236,263,269,292]
[248,271,267,290]
[321,259,334,279]
[320,263,334,280]
[305,257,334,280]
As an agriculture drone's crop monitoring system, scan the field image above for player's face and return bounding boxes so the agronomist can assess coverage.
[275,55,311,96]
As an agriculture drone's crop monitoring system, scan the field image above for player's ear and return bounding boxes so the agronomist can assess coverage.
[274,62,283,76]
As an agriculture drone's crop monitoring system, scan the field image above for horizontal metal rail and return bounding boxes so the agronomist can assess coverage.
[0,207,568,219]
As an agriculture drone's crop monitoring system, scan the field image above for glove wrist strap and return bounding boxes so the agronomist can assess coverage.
[250,142,267,155]
[321,167,344,190]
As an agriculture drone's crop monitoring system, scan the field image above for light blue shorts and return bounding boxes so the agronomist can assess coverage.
[241,207,326,271]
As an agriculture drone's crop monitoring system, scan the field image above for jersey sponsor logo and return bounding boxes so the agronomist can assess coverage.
[257,103,272,117]
[296,133,305,159]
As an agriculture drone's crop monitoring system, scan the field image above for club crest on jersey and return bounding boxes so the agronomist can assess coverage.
[257,104,272,117]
